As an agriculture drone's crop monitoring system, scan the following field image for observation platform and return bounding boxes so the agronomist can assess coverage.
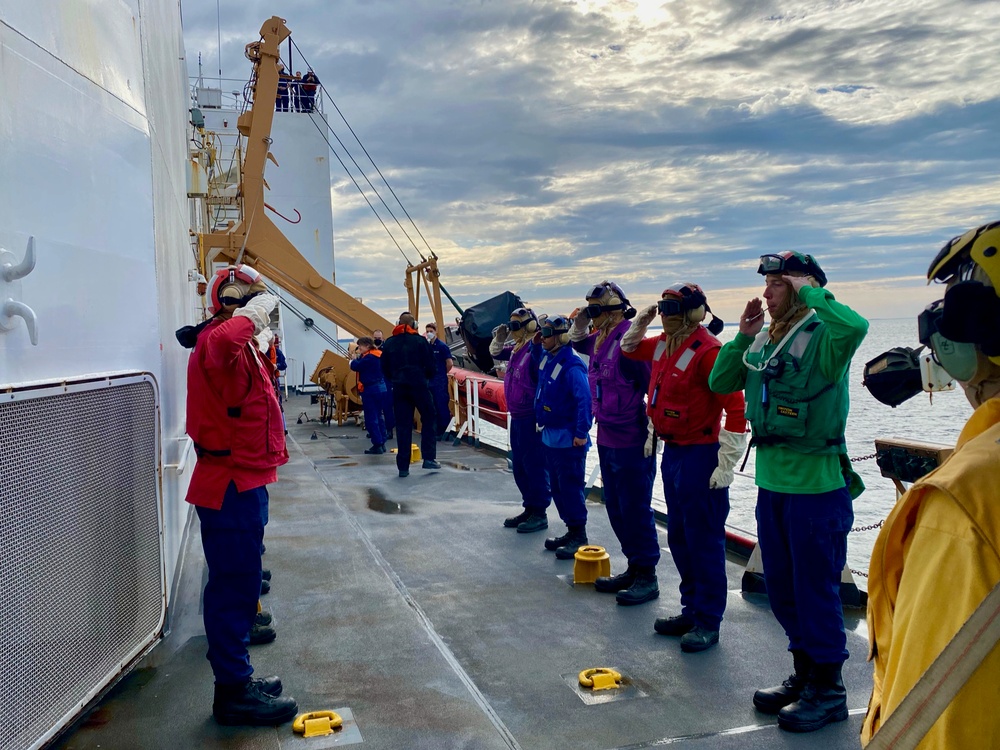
[54,394,872,750]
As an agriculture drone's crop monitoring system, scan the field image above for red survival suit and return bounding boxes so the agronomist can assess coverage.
[185,316,289,509]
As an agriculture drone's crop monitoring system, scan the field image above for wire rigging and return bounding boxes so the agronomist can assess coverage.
[290,38,435,263]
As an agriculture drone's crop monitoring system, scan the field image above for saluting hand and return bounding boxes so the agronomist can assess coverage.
[783,274,815,296]
[739,298,765,337]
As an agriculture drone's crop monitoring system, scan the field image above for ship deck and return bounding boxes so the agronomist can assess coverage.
[54,393,872,750]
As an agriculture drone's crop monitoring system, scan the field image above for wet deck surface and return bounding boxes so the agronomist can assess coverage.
[54,394,872,750]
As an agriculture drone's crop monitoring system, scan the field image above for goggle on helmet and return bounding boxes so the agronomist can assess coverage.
[508,307,538,332]
[657,282,708,317]
[583,281,636,320]
[757,251,828,287]
[539,315,571,338]
[657,282,725,335]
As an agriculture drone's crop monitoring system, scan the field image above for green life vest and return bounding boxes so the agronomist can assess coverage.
[744,314,848,455]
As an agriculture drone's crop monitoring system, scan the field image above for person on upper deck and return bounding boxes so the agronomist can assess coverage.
[275,64,291,112]
[184,264,298,727]
[568,281,659,606]
[351,336,388,455]
[425,322,454,440]
[709,251,868,733]
[534,315,594,559]
[491,307,551,534]
[299,69,319,112]
[862,221,1000,749]
[380,313,440,477]
[621,282,747,650]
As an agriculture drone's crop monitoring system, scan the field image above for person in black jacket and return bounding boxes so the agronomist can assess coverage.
[380,313,440,477]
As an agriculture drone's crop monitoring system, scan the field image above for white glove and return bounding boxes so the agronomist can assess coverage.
[709,429,747,489]
[489,324,509,356]
[569,308,591,342]
[621,304,657,352]
[255,326,274,353]
[643,420,657,458]
[233,292,278,335]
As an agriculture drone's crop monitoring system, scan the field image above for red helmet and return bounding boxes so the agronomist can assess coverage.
[207,264,264,314]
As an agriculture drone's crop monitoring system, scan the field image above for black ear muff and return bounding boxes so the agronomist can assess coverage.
[942,281,1000,356]
[707,316,725,336]
[623,306,636,320]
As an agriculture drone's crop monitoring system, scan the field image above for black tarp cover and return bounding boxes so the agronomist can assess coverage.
[458,291,525,373]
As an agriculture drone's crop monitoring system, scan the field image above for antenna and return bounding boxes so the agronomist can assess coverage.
[216,0,223,82]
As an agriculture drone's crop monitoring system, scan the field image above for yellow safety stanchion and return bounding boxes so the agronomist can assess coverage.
[572,545,611,584]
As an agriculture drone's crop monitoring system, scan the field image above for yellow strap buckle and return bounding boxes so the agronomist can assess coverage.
[578,667,623,691]
[292,710,343,737]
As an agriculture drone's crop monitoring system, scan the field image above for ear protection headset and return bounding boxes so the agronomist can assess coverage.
[927,221,1000,366]
[508,307,538,333]
[540,315,571,345]
[207,264,264,315]
[659,282,725,335]
[584,281,637,320]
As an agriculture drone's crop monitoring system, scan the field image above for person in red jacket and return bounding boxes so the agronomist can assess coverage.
[184,264,298,726]
[622,283,747,653]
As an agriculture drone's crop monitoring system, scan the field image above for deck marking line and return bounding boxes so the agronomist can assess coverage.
[300,442,523,750]
[606,707,866,747]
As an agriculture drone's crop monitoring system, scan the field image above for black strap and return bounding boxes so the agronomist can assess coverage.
[193,441,231,458]
[227,406,242,418]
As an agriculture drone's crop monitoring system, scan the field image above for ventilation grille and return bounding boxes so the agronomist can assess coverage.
[0,379,163,750]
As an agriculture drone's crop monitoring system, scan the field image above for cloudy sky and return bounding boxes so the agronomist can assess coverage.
[182,0,1000,325]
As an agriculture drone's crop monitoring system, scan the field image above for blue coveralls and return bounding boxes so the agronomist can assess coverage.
[197,482,268,684]
[574,323,658,568]
[350,351,387,448]
[496,342,550,513]
[535,344,592,527]
[662,443,730,630]
[428,337,453,437]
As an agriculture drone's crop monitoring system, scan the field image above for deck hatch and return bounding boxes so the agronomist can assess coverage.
[0,376,164,750]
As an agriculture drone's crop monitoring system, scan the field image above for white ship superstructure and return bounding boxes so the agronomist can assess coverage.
[190,83,339,389]
[2,2,204,747]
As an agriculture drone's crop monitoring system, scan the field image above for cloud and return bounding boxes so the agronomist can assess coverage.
[184,0,1000,325]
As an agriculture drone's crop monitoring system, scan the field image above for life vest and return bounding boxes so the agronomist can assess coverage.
[647,326,726,444]
[535,345,589,430]
[186,318,286,471]
[504,344,537,420]
[588,320,646,429]
[744,316,847,454]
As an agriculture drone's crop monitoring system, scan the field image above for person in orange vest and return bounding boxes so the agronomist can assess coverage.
[622,283,746,649]
[350,336,388,454]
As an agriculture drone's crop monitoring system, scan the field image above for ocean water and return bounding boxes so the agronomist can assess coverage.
[476,318,974,586]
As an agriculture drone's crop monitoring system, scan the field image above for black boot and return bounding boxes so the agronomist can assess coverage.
[753,649,812,714]
[260,579,270,596]
[255,610,273,627]
[249,622,276,645]
[594,566,636,593]
[553,527,588,559]
[516,513,548,533]
[777,661,848,733]
[616,567,659,606]
[544,530,573,550]
[213,679,298,726]
[251,675,282,696]
[504,509,532,529]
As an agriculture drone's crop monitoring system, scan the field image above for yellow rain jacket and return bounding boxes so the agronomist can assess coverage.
[862,397,1000,748]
